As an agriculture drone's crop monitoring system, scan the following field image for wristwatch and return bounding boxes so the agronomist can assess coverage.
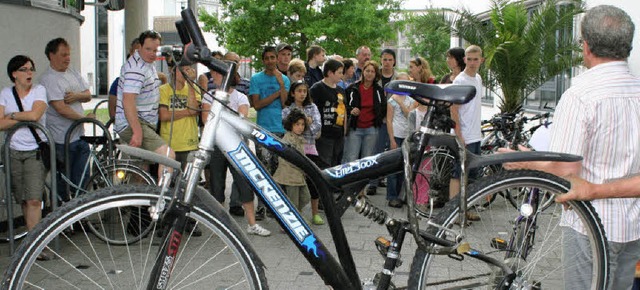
[10,112,15,120]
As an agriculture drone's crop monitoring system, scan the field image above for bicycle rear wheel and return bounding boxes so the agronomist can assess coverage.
[408,170,608,289]
[1,184,267,289]
[83,163,156,245]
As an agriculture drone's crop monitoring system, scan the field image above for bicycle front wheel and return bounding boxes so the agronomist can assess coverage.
[2,184,267,290]
[408,170,608,289]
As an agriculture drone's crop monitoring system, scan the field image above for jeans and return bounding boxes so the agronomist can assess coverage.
[55,140,90,202]
[342,127,379,163]
[370,126,388,187]
[316,137,344,167]
[209,146,250,206]
[563,227,640,290]
[386,137,404,201]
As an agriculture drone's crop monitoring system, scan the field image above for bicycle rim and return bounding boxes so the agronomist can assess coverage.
[2,185,267,290]
[408,170,608,290]
[83,164,156,245]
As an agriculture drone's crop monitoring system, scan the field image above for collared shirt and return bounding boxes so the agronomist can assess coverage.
[39,66,89,144]
[550,61,640,243]
[115,50,160,133]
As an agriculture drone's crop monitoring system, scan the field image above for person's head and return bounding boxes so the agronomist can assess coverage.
[380,48,396,70]
[463,45,484,75]
[45,38,70,72]
[306,45,326,64]
[223,51,241,63]
[283,108,307,135]
[211,50,224,60]
[171,64,195,85]
[287,58,307,83]
[395,71,410,81]
[342,59,355,80]
[446,47,466,72]
[361,60,380,84]
[128,38,141,58]
[7,55,36,85]
[276,43,293,69]
[286,80,311,106]
[261,46,278,72]
[355,46,372,68]
[137,30,162,63]
[323,59,344,85]
[409,56,434,83]
[581,5,635,68]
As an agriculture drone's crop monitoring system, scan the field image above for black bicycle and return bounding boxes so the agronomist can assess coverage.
[1,10,609,290]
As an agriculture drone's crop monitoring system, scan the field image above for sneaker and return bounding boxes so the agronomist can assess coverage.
[255,206,266,221]
[247,224,271,236]
[229,206,245,217]
[312,214,325,225]
[388,199,403,208]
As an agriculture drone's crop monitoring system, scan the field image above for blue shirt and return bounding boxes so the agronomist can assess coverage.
[249,71,290,133]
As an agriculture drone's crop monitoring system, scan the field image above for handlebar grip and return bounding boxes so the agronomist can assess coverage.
[175,20,191,45]
[180,9,206,48]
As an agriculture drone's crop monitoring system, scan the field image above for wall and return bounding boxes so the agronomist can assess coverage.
[0,3,83,89]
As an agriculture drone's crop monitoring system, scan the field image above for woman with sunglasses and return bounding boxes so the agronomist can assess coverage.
[0,55,50,259]
[409,56,436,84]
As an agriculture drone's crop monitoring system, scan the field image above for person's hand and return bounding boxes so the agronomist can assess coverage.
[556,175,595,203]
[130,131,143,147]
[306,116,312,125]
[187,95,198,114]
[389,139,397,149]
[85,113,96,119]
[351,107,360,116]
[64,91,77,104]
[274,70,284,86]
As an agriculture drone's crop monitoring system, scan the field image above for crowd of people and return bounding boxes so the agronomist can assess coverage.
[1,5,639,288]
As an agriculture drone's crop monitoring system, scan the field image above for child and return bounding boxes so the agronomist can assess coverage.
[385,72,415,208]
[273,109,312,214]
[282,80,325,225]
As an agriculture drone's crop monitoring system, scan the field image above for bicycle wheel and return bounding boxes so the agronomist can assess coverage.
[2,184,267,289]
[412,147,455,213]
[83,163,156,245]
[408,170,608,289]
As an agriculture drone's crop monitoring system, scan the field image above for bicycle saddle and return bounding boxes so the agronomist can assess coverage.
[384,80,476,105]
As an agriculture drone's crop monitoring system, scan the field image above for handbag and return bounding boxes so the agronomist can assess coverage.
[11,87,53,170]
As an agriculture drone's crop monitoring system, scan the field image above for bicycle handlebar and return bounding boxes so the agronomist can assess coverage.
[178,9,229,77]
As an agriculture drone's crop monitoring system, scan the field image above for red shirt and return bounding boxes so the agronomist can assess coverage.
[357,83,375,128]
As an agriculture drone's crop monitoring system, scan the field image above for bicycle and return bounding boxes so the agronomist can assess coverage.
[1,9,609,289]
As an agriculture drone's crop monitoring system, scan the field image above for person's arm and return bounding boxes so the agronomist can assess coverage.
[308,105,322,137]
[251,75,287,110]
[122,92,143,147]
[201,102,211,123]
[158,105,197,121]
[49,100,89,120]
[64,89,92,104]
[450,104,464,145]
[386,102,397,149]
[197,74,209,91]
[9,100,48,123]
[556,175,640,202]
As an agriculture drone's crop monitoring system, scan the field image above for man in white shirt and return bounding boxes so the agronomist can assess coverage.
[449,45,484,206]
[504,5,640,289]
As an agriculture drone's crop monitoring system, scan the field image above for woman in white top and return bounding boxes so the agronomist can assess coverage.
[0,55,48,247]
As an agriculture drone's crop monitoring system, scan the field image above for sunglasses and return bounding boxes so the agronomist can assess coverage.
[17,67,36,72]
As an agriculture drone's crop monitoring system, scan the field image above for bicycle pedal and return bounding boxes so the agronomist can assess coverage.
[447,252,464,261]
[490,237,508,251]
[374,236,390,257]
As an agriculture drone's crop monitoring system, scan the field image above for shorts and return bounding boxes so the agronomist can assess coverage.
[118,121,166,152]
[10,150,46,204]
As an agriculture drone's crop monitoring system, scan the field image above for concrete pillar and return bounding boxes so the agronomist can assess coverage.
[125,0,149,46]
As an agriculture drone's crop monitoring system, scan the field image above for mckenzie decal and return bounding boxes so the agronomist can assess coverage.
[251,129,284,151]
[325,155,379,178]
[229,144,324,258]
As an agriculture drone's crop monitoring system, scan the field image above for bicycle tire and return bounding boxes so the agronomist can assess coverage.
[408,170,609,290]
[83,163,156,245]
[1,184,268,290]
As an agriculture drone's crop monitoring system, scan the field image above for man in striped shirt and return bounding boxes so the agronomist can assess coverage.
[504,5,640,289]
[115,30,176,176]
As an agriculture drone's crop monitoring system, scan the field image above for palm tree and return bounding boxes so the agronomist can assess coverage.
[447,0,584,113]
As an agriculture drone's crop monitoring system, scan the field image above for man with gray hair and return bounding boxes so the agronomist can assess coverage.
[503,5,640,289]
